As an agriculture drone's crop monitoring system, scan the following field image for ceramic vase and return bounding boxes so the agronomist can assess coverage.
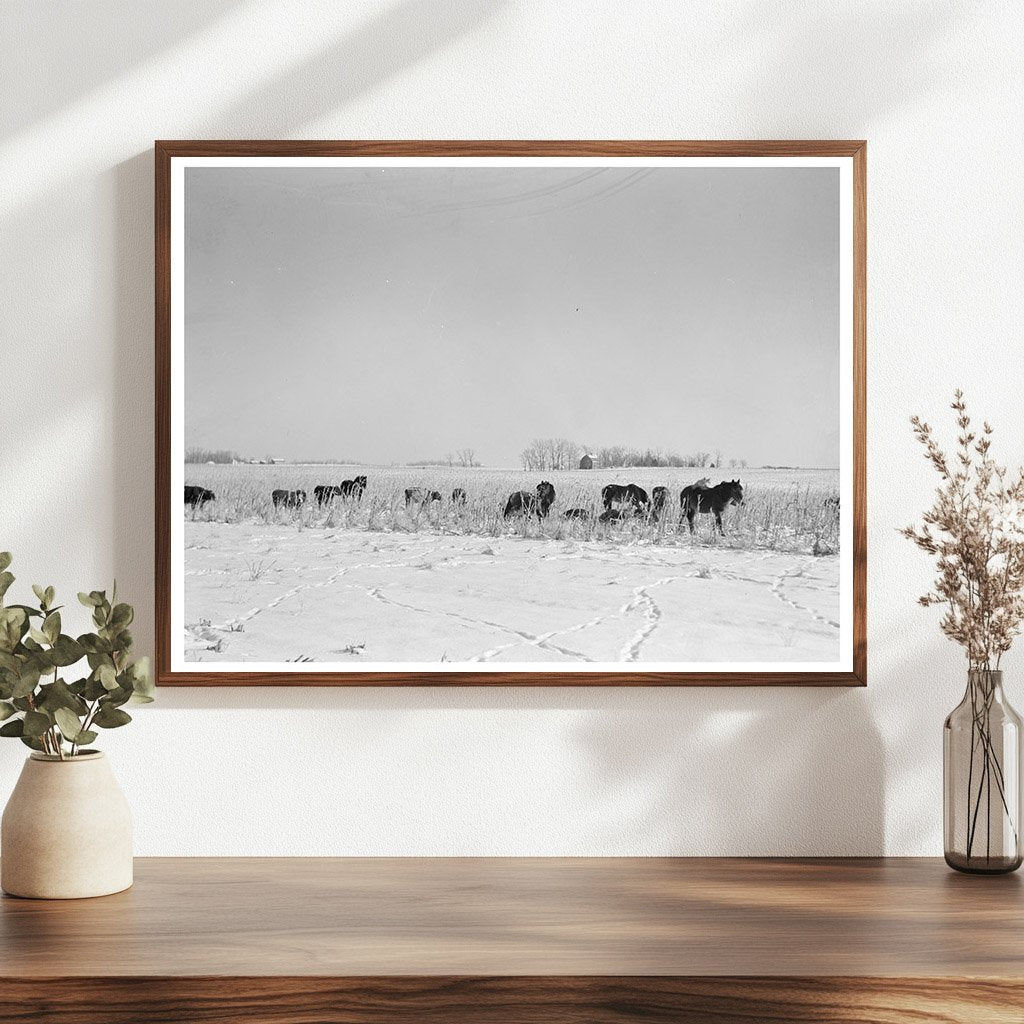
[1,751,133,898]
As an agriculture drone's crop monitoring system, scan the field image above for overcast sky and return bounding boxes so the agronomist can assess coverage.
[184,164,840,467]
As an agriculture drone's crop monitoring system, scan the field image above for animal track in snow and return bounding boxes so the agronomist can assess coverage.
[771,567,840,630]
[617,576,681,661]
[367,587,593,661]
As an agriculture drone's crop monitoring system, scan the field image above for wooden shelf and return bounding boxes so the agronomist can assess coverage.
[2,857,1021,1022]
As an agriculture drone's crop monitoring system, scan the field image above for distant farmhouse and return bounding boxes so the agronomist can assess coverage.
[579,454,594,470]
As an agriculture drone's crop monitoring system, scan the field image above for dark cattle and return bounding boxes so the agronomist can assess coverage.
[272,489,306,509]
[184,485,215,507]
[405,488,442,506]
[314,484,343,505]
[601,483,650,512]
[339,475,367,500]
[562,508,591,521]
[679,479,744,536]
[451,488,467,505]
[504,481,555,519]
[651,486,669,520]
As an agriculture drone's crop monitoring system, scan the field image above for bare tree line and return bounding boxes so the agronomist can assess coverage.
[185,447,242,464]
[519,438,581,472]
[520,438,747,471]
[408,449,480,468]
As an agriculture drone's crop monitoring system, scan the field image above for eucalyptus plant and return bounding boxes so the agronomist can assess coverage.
[0,552,153,759]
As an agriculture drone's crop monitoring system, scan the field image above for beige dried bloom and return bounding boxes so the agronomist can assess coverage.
[903,391,1024,670]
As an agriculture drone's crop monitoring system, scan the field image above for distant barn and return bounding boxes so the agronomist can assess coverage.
[579,454,593,470]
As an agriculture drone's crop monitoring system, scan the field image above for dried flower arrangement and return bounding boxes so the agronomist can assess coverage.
[903,390,1024,668]
[903,390,1024,869]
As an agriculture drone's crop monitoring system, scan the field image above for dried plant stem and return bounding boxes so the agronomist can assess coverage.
[965,675,1018,859]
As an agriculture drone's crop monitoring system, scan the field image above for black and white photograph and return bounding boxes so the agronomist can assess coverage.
[163,148,860,680]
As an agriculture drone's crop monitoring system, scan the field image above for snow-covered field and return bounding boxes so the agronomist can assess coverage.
[183,522,840,665]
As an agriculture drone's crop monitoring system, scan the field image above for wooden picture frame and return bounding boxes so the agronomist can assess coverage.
[156,140,866,686]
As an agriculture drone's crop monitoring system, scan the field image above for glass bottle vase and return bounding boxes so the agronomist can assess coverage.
[944,669,1023,873]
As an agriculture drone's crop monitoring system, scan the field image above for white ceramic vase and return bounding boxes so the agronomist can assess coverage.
[1,751,133,899]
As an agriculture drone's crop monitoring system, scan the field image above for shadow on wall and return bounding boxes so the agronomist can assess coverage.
[148,681,885,855]
[0,2,244,138]
[732,1,972,134]
[572,687,884,855]
[203,0,508,137]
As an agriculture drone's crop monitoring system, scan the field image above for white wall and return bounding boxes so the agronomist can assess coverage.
[1,0,1022,855]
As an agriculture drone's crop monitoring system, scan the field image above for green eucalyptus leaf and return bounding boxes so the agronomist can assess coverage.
[53,707,84,741]
[104,685,132,708]
[110,604,133,630]
[50,635,85,667]
[128,657,154,700]
[74,730,98,746]
[0,553,11,574]
[81,635,112,656]
[11,665,41,699]
[7,604,42,619]
[22,710,51,738]
[37,679,88,716]
[28,627,49,646]
[0,701,16,721]
[83,674,108,701]
[42,611,60,644]
[12,697,33,712]
[44,586,55,608]
[19,734,45,752]
[93,705,131,729]
[98,663,117,690]
[0,719,24,738]
[0,607,27,652]
[0,572,14,602]
[78,592,99,608]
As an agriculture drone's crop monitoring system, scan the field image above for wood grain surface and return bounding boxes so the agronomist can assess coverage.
[2,858,1020,1023]
[0,976,1022,1024]
[3,857,1021,977]
[155,139,867,688]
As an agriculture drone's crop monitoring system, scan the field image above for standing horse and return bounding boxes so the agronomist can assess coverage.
[504,481,555,519]
[679,479,744,535]
[339,475,367,500]
[601,483,650,512]
[272,489,306,509]
[314,484,342,505]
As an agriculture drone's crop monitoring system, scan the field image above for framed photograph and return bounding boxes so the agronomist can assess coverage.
[156,141,865,686]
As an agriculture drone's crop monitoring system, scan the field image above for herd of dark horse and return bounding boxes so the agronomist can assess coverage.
[185,475,747,535]
[507,478,745,534]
